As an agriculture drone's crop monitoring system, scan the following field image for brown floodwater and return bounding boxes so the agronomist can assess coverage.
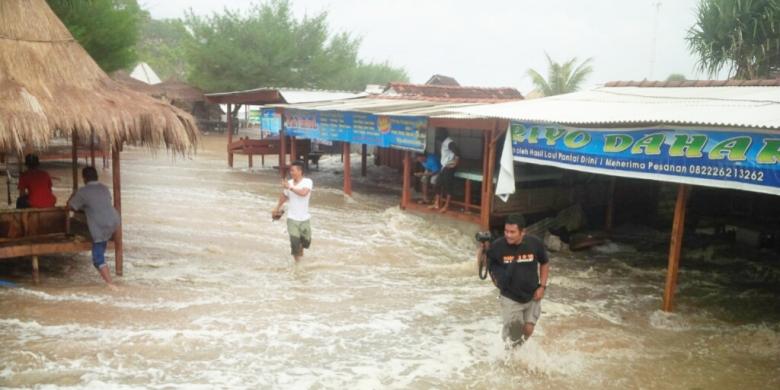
[1,134,779,389]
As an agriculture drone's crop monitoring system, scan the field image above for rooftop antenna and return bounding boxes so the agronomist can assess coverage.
[649,1,662,80]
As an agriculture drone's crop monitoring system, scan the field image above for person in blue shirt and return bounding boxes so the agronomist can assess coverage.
[414,153,441,204]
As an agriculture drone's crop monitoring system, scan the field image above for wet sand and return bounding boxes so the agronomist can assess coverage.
[1,134,779,389]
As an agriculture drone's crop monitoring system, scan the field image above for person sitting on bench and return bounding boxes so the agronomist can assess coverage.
[17,154,56,209]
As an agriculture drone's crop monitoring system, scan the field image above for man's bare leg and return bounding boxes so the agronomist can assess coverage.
[439,195,451,213]
[98,266,118,291]
[429,194,440,209]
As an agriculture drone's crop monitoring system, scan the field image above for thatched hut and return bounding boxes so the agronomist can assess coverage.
[0,0,199,281]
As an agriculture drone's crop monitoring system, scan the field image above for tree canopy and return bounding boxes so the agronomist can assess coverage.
[526,54,593,97]
[48,0,143,73]
[136,16,193,81]
[183,0,408,92]
[666,73,688,82]
[687,0,780,79]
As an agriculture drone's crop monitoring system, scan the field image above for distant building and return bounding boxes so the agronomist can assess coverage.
[129,62,162,85]
[425,74,460,86]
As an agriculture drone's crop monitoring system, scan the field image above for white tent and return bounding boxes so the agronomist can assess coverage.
[129,62,161,85]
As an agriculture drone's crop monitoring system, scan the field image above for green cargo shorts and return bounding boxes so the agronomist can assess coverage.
[287,219,312,256]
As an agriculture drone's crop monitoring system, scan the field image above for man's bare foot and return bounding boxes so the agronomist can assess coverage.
[428,204,439,210]
[106,283,119,291]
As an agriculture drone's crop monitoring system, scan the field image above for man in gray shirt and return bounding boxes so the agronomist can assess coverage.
[67,166,120,290]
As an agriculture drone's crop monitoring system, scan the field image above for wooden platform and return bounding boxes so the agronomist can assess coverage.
[0,206,106,257]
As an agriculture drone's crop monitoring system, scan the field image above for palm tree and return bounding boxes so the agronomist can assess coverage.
[526,54,594,97]
[687,0,780,80]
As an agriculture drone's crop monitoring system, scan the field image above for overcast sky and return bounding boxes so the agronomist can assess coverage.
[142,0,715,94]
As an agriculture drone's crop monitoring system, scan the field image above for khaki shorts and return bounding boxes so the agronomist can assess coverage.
[499,295,541,342]
[287,219,311,256]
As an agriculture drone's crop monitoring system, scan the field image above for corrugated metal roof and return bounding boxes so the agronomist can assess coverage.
[268,97,483,118]
[279,89,367,104]
[205,87,365,105]
[451,86,780,129]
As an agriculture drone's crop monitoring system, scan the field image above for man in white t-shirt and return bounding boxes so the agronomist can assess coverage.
[273,160,313,261]
[432,129,459,213]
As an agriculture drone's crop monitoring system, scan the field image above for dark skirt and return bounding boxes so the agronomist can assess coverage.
[437,167,456,196]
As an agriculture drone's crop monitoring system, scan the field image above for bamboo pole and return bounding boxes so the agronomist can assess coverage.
[662,184,691,312]
[227,103,234,168]
[343,142,352,196]
[401,151,411,209]
[112,145,123,276]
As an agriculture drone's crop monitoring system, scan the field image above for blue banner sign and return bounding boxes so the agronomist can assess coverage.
[510,122,780,196]
[260,108,281,134]
[283,109,427,152]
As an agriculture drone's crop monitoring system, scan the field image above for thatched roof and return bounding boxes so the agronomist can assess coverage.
[0,0,198,154]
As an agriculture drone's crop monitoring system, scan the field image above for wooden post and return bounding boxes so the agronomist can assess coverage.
[248,154,253,168]
[71,132,78,194]
[227,103,234,168]
[290,136,298,163]
[361,144,368,177]
[401,151,411,209]
[662,184,691,312]
[32,255,39,284]
[343,142,352,196]
[605,177,617,231]
[480,124,499,230]
[112,145,123,276]
[279,130,287,178]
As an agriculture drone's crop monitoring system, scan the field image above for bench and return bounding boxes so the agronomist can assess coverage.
[0,207,103,283]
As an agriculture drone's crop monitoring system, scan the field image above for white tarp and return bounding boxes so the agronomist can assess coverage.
[495,125,516,202]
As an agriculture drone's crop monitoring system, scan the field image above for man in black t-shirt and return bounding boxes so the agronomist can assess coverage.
[479,214,550,347]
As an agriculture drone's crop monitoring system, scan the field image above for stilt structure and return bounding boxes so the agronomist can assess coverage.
[0,0,199,282]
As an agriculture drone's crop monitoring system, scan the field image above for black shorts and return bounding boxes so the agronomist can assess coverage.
[437,167,456,196]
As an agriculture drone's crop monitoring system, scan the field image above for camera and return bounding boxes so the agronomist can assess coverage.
[475,231,492,243]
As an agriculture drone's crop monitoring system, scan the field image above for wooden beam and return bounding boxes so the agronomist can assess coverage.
[71,132,78,194]
[401,151,411,209]
[248,154,253,168]
[662,184,691,312]
[343,142,352,196]
[361,144,368,177]
[227,103,234,168]
[112,145,124,277]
